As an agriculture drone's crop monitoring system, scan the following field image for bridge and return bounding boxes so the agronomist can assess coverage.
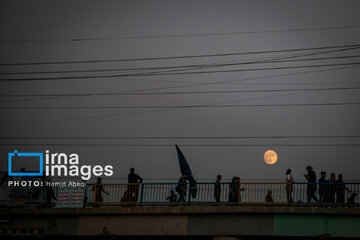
[1,181,360,239]
[1,205,360,239]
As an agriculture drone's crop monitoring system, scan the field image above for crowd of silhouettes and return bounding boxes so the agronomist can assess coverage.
[285,166,356,204]
[1,165,358,207]
[0,169,56,207]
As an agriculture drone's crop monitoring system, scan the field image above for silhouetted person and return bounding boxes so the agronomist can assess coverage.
[228,177,244,203]
[318,171,327,202]
[336,173,351,204]
[326,173,336,203]
[304,166,318,203]
[266,190,274,203]
[285,169,294,203]
[42,177,56,206]
[28,176,42,201]
[214,175,222,203]
[176,174,187,203]
[93,177,109,204]
[127,168,143,202]
[348,192,358,204]
[167,190,177,203]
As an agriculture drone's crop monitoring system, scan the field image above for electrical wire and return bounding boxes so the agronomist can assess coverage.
[1,43,359,66]
[1,86,359,97]
[2,102,360,110]
[1,25,359,43]
[1,136,359,139]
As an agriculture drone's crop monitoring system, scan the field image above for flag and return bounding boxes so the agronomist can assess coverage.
[175,144,197,198]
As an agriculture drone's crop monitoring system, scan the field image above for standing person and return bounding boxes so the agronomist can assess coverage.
[285,169,294,203]
[41,176,57,207]
[229,177,244,203]
[28,176,42,201]
[176,174,187,203]
[327,173,337,203]
[128,168,143,202]
[45,186,57,207]
[304,166,318,203]
[229,177,238,203]
[214,175,222,203]
[93,177,109,204]
[336,173,351,204]
[318,171,327,202]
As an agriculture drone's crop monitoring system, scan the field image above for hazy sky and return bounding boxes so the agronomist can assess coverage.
[1,0,360,182]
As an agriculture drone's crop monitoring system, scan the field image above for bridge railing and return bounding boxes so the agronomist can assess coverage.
[87,182,360,206]
[291,182,359,204]
[1,182,359,207]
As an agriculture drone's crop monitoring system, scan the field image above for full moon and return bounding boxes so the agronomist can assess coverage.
[264,150,278,165]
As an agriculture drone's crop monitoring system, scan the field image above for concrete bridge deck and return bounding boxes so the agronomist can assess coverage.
[1,206,360,239]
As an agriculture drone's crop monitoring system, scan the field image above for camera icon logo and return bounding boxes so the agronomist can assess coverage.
[8,150,43,176]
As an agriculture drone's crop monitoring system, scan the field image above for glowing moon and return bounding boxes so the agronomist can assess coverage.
[264,150,278,165]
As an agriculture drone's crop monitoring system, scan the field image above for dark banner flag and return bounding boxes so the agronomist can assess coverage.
[175,144,197,198]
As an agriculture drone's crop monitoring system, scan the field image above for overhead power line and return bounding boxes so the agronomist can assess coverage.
[102,65,360,94]
[1,25,360,43]
[2,102,360,110]
[1,43,359,66]
[0,67,357,126]
[0,65,358,104]
[2,62,360,82]
[1,86,360,97]
[1,143,360,147]
[0,89,324,126]
[1,136,360,140]
[2,54,360,76]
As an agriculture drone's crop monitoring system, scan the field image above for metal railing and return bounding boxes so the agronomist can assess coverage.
[86,182,360,206]
[1,182,359,207]
[291,182,360,204]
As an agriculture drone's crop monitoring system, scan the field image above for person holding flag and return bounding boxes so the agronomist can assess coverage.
[175,145,197,201]
[176,174,187,202]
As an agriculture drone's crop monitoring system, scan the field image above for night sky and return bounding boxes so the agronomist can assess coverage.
[1,0,360,182]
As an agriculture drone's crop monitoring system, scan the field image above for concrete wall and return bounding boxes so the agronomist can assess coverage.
[1,206,360,238]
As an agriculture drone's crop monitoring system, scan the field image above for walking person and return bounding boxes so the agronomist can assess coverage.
[336,173,351,204]
[285,169,294,203]
[327,173,337,203]
[93,177,109,205]
[228,177,244,203]
[44,177,57,207]
[128,168,143,202]
[318,171,327,202]
[214,175,222,203]
[304,166,318,203]
[176,174,187,203]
